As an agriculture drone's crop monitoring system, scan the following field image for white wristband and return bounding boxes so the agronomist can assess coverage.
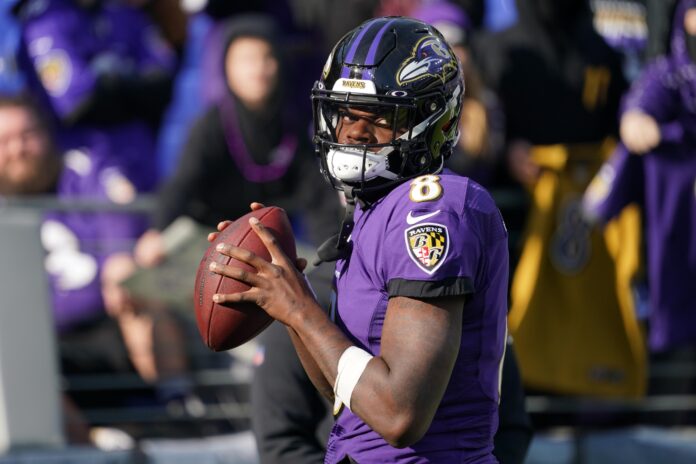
[333,346,373,414]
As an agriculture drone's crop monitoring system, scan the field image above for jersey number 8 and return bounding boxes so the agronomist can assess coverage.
[409,175,443,202]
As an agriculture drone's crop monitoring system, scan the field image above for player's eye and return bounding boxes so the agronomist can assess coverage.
[338,110,359,123]
[373,116,391,128]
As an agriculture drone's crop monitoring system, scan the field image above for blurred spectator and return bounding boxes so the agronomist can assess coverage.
[12,0,176,221]
[412,1,505,187]
[0,0,25,95]
[0,94,166,441]
[583,0,696,414]
[475,0,647,398]
[135,14,340,271]
[11,0,197,413]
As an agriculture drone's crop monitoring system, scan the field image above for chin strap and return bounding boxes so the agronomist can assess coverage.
[314,186,357,265]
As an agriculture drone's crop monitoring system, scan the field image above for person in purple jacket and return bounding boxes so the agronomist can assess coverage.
[210,17,509,463]
[583,0,696,414]
[11,0,188,388]
[12,0,176,262]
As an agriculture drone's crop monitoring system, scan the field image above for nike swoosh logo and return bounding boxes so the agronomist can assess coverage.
[406,210,441,225]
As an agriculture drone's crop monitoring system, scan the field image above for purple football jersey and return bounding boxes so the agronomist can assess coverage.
[325,172,509,463]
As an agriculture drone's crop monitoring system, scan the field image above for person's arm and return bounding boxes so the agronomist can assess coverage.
[211,218,466,447]
[621,58,678,124]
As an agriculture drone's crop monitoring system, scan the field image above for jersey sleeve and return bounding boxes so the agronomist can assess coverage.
[582,143,644,224]
[378,180,479,300]
[620,58,678,123]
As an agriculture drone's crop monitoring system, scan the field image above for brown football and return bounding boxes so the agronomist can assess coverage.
[194,206,296,351]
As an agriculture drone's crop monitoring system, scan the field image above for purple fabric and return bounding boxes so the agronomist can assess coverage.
[585,0,696,351]
[584,142,696,352]
[325,172,508,463]
[45,140,152,332]
[17,0,169,331]
[20,0,175,118]
[200,20,229,106]
[623,0,696,121]
[411,1,472,32]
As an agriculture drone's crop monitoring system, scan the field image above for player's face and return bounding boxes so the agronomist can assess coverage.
[336,107,408,150]
[0,105,57,194]
[225,37,279,110]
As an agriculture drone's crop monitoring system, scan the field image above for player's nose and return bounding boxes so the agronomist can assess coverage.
[346,118,376,145]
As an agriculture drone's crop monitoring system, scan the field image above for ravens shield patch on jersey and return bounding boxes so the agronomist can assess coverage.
[405,223,449,274]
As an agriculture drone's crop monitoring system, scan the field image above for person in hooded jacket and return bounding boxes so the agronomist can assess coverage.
[134,14,340,268]
[583,0,696,423]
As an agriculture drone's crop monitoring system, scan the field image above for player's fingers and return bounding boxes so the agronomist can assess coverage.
[215,243,272,272]
[208,231,220,242]
[250,202,266,211]
[208,261,262,287]
[213,289,260,306]
[248,217,293,267]
[217,220,233,232]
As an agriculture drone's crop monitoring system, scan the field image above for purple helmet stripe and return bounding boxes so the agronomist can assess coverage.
[340,20,377,78]
[364,19,395,66]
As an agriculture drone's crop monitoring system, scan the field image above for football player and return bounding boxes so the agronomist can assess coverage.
[210,17,509,463]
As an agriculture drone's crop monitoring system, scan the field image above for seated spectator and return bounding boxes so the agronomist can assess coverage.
[0,94,183,440]
[13,0,175,204]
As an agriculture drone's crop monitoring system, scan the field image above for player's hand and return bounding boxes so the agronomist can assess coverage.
[209,217,318,327]
[620,110,661,154]
[206,203,307,272]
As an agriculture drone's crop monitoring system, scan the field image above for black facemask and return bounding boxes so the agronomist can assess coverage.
[687,33,696,64]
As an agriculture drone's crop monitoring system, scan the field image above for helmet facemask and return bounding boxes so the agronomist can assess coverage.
[311,83,462,198]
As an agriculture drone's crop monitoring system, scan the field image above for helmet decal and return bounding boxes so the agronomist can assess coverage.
[322,49,334,80]
[332,78,377,94]
[396,36,457,86]
[341,17,396,79]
